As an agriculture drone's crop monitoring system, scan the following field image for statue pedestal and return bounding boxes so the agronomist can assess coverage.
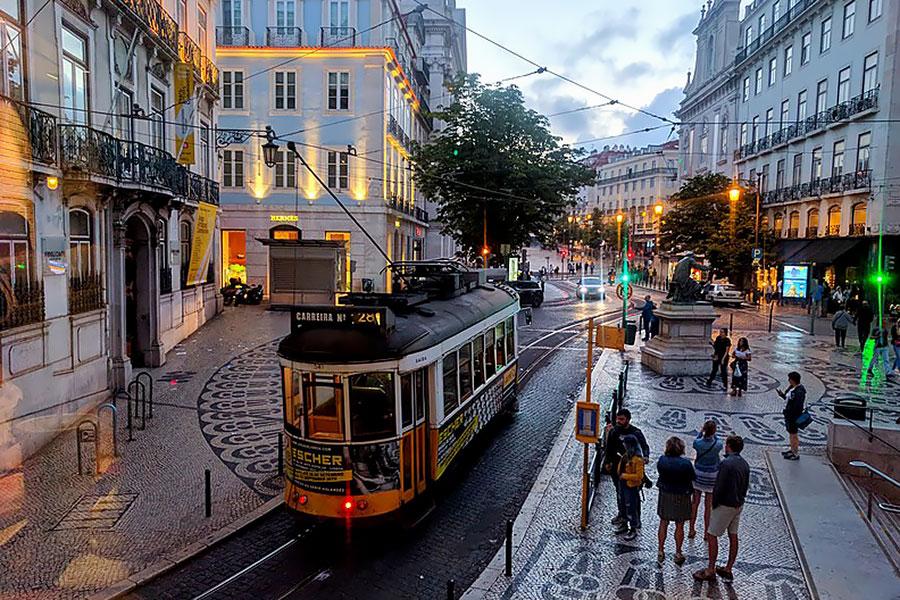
[641,301,719,376]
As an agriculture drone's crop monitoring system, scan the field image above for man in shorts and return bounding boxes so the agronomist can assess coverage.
[693,435,750,583]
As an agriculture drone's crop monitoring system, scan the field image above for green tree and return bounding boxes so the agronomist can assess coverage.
[411,75,596,262]
[659,173,774,287]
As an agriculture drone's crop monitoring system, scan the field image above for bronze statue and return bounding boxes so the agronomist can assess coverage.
[667,253,710,303]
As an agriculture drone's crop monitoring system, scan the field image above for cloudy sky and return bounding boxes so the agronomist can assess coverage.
[455,0,737,153]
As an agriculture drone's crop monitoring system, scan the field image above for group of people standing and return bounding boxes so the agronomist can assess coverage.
[706,328,752,396]
[830,299,900,379]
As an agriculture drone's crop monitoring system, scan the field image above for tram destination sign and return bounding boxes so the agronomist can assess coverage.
[291,305,395,334]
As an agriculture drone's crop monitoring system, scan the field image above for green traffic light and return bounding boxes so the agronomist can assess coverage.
[453,148,459,157]
[622,273,630,283]
[876,274,884,284]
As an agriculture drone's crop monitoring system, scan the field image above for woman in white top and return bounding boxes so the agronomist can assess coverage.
[729,337,751,397]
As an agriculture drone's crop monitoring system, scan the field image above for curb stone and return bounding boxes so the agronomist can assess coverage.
[87,495,284,600]
[460,349,614,599]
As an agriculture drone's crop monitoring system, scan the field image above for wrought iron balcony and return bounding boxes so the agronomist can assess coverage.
[202,56,219,90]
[69,273,104,315]
[387,195,428,223]
[849,223,866,236]
[0,93,57,165]
[387,114,412,150]
[761,170,872,207]
[320,26,356,47]
[217,26,250,46]
[185,171,220,205]
[59,125,120,180]
[805,227,818,239]
[735,88,879,161]
[121,139,184,192]
[159,266,173,295]
[0,280,45,331]
[114,0,179,57]
[786,228,799,239]
[596,166,678,185]
[267,27,302,46]
[734,0,819,66]
[826,225,841,237]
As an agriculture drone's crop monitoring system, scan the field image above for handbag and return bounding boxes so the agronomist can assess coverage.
[733,363,743,378]
[794,409,813,430]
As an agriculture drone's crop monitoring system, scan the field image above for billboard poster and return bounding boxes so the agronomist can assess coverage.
[783,264,809,299]
[174,62,195,165]
[185,201,217,286]
[284,433,400,495]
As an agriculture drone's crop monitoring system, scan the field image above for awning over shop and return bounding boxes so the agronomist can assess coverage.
[776,240,810,263]
[777,238,868,265]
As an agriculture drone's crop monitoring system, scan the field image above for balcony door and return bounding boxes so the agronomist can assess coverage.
[276,0,296,27]
[329,0,349,30]
[222,0,242,27]
[61,25,89,124]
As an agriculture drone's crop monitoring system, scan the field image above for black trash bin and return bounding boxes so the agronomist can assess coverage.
[624,320,638,345]
[833,395,867,421]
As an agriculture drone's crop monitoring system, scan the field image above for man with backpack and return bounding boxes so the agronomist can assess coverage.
[604,409,650,533]
[831,306,854,348]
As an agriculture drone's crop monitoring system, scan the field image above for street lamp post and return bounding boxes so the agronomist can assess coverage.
[654,202,663,288]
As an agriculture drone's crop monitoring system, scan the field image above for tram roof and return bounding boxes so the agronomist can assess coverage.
[277,285,518,364]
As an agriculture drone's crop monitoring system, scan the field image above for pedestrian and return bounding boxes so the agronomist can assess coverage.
[641,295,656,341]
[892,318,900,373]
[776,279,783,305]
[656,436,695,565]
[778,371,806,460]
[821,281,831,316]
[689,420,723,539]
[867,320,895,379]
[729,338,751,397]
[706,328,732,389]
[856,300,874,351]
[831,305,853,348]
[693,435,750,584]
[605,409,650,532]
[590,263,595,275]
[615,434,645,541]
[809,280,824,316]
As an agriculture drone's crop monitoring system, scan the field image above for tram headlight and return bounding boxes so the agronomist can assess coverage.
[343,499,353,511]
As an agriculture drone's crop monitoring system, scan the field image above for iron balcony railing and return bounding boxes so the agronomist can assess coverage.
[734,0,820,66]
[786,228,799,239]
[114,0,179,57]
[597,166,678,185]
[761,170,872,207]
[735,88,879,161]
[186,171,220,205]
[387,114,412,150]
[805,226,818,239]
[849,223,866,236]
[1,93,58,165]
[267,27,302,46]
[69,273,104,314]
[217,26,250,46]
[320,26,356,47]
[0,280,45,331]
[387,196,429,223]
[826,224,841,237]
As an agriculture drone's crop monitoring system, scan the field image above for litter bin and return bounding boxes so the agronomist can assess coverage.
[833,395,867,422]
[624,320,638,346]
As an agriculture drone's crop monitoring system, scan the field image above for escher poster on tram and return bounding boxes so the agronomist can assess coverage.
[285,435,400,495]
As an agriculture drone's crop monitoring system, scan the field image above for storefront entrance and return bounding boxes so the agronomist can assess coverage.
[124,216,153,367]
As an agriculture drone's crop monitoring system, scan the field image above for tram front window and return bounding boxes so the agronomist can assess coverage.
[303,373,344,440]
[349,372,396,442]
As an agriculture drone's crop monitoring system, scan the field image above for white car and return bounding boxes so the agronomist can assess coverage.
[705,283,743,306]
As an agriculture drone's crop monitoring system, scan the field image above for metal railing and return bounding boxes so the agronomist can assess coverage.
[217,26,250,46]
[849,461,900,518]
[849,223,866,236]
[59,125,120,180]
[114,0,180,57]
[1,94,58,165]
[69,273,104,314]
[786,227,799,239]
[826,224,841,236]
[267,26,302,46]
[186,171,220,205]
[320,26,356,47]
[734,0,820,66]
[387,195,429,222]
[0,280,45,331]
[805,226,818,239]
[736,88,879,161]
[761,170,872,206]
[597,166,677,185]
[387,114,412,151]
[587,360,630,515]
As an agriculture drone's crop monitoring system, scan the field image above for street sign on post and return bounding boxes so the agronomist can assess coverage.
[595,325,625,350]
[508,257,519,282]
[752,248,763,261]
[575,402,600,444]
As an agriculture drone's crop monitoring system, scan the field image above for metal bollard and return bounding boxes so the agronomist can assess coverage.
[277,432,284,476]
[446,579,455,600]
[204,469,212,517]
[505,519,513,576]
[729,313,734,336]
[768,302,774,333]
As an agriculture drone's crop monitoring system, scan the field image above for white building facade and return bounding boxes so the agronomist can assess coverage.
[1,0,222,468]
[732,0,899,290]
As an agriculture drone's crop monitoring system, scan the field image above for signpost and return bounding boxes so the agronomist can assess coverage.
[579,318,597,530]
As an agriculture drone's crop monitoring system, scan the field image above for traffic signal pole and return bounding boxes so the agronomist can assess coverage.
[622,229,629,329]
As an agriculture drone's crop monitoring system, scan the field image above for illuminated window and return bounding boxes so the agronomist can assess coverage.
[325,231,350,290]
[327,151,349,190]
[222,149,244,187]
[0,211,29,287]
[303,373,344,440]
[222,229,246,283]
[270,225,300,240]
[274,150,296,188]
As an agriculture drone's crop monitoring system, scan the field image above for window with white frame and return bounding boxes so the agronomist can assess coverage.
[868,0,882,21]
[792,153,802,185]
[765,108,774,136]
[61,25,89,124]
[0,20,22,99]
[68,208,93,279]
[815,79,828,113]
[223,149,244,188]
[842,1,855,38]
[811,147,823,181]
[327,151,349,190]
[178,0,187,27]
[0,211,29,286]
[797,90,807,121]
[329,0,349,28]
[837,67,851,103]
[198,5,208,54]
[832,140,845,177]
[222,71,244,110]
[754,68,763,94]
[863,52,878,92]
[327,71,350,110]
[820,17,832,52]
[857,132,870,171]
[768,57,777,86]
[274,71,297,110]
[742,77,750,101]
[800,32,811,64]
[150,87,165,150]
[200,121,210,178]
[780,99,790,126]
[276,0,295,26]
[744,26,753,48]
[274,150,296,188]
[115,86,133,140]
[223,0,241,26]
[751,115,759,142]
[783,46,792,76]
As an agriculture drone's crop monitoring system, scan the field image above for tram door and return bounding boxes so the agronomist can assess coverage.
[399,368,429,503]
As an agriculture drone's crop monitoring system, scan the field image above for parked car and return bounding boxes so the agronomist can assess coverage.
[705,283,743,306]
[577,277,606,300]
[509,279,544,308]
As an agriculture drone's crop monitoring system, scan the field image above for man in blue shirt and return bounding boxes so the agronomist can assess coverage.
[640,295,656,341]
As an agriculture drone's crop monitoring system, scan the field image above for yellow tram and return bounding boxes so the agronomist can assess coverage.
[278,261,519,519]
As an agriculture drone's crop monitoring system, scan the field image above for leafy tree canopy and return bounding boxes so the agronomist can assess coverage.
[411,74,596,261]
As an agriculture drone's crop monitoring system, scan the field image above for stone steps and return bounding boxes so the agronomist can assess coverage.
[841,473,900,573]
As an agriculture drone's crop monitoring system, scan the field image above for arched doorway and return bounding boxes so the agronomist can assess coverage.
[124,215,153,367]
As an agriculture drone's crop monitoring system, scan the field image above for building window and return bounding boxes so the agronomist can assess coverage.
[223,0,241,26]
[0,212,29,287]
[758,14,767,36]
[68,209,93,279]
[801,32,811,64]
[327,151,349,190]
[868,0,882,21]
[851,203,866,227]
[780,99,790,126]
[223,149,244,188]
[180,220,192,285]
[768,57,777,86]
[815,79,828,113]
[811,147,823,181]
[792,153,802,185]
[857,132,871,171]
[773,0,781,21]
[863,52,878,92]
[329,0,350,28]
[222,71,244,110]
[115,86,133,140]
[776,159,785,189]
[274,71,297,110]
[198,5,208,54]
[842,1,855,38]
[178,0,187,27]
[742,77,750,101]
[827,205,841,233]
[820,17,832,52]
[0,21,22,100]
[274,150,296,188]
[783,46,793,76]
[832,140,845,177]
[808,209,819,233]
[765,108,774,137]
[739,123,748,146]
[797,90,807,121]
[270,225,299,240]
[773,213,783,234]
[200,121,210,178]
[754,68,763,94]
[150,87,165,151]
[760,164,770,193]
[276,0,296,27]
[222,230,247,283]
[720,124,728,154]
[837,67,851,103]
[61,26,89,124]
[751,116,759,142]
[327,71,350,110]
[744,26,753,48]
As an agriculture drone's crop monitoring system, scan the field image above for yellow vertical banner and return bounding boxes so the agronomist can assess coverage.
[186,201,217,285]
[174,62,195,165]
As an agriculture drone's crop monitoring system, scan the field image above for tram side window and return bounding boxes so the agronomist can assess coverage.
[414,368,426,422]
[495,321,506,369]
[283,368,303,432]
[442,353,458,414]
[349,372,396,442]
[473,335,485,389]
[484,329,496,376]
[505,316,515,360]
[401,373,413,429]
[303,374,344,440]
[458,342,473,402]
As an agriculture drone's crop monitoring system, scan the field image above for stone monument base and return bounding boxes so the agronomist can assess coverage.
[641,301,719,376]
